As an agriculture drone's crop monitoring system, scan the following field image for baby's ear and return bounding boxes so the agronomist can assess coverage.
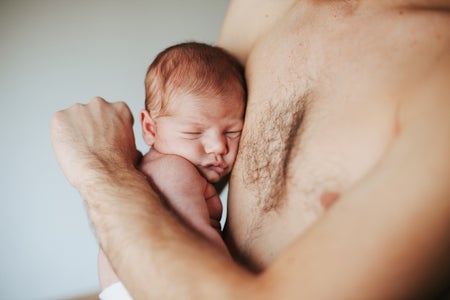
[140,109,156,146]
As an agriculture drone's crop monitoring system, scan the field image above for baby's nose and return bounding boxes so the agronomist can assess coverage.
[204,134,228,155]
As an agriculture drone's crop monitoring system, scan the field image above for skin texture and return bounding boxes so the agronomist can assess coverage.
[51,0,450,299]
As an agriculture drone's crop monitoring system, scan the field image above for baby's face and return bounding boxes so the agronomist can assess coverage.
[151,92,244,183]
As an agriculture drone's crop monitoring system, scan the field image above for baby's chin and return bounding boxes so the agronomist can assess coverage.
[200,169,224,183]
[204,174,222,183]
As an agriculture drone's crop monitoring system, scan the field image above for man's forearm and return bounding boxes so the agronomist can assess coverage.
[80,166,254,299]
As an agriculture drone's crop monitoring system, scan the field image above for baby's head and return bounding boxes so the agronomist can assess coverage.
[141,42,246,182]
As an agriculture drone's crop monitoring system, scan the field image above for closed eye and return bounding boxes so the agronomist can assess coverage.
[225,131,242,138]
[181,132,202,139]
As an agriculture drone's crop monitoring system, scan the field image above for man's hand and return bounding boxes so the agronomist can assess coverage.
[50,97,140,189]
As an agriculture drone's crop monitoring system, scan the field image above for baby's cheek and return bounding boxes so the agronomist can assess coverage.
[179,145,203,164]
[228,142,240,163]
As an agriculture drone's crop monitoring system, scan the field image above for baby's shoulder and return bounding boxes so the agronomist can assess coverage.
[140,151,206,185]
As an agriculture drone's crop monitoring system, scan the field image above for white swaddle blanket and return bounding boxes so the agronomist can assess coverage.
[99,282,132,300]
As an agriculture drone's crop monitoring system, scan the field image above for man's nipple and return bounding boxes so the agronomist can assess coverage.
[320,191,340,210]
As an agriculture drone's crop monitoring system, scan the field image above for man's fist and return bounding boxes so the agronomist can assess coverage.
[50,97,140,188]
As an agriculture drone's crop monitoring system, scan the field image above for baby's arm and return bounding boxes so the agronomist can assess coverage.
[140,152,229,255]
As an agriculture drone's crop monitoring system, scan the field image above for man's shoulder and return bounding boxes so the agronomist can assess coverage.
[218,0,297,63]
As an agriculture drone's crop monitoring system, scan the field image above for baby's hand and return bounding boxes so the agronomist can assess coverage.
[205,183,223,233]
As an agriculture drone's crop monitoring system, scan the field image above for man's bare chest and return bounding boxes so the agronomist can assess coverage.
[236,10,400,210]
[226,4,449,269]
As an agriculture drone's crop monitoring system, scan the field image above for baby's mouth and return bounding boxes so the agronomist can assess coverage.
[204,161,228,174]
[209,165,226,174]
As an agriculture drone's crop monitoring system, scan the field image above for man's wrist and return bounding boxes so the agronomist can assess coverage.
[73,149,141,189]
[77,163,147,199]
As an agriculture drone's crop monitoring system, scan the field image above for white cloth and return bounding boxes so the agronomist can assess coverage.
[99,281,133,300]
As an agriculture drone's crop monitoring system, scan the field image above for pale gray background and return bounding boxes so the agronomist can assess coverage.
[0,1,229,299]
